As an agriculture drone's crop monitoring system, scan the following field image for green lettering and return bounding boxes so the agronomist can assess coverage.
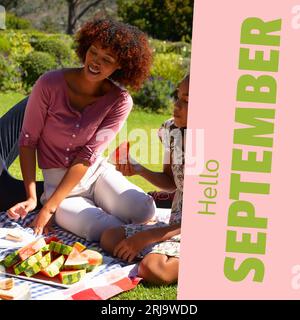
[232,148,272,172]
[234,108,275,147]
[224,257,265,282]
[230,173,270,200]
[237,75,277,103]
[241,18,281,46]
[228,200,268,229]
[226,230,266,254]
[239,48,279,72]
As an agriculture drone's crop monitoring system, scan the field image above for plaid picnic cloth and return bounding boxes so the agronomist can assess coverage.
[0,210,137,300]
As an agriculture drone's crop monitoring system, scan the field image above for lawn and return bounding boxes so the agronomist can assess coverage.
[0,92,177,300]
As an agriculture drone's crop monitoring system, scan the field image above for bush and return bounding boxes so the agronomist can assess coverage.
[0,37,10,54]
[149,39,191,58]
[118,0,194,42]
[6,13,32,30]
[0,30,33,59]
[30,38,72,65]
[132,77,175,114]
[0,54,23,91]
[28,32,80,67]
[151,53,189,85]
[0,30,33,91]
[21,51,58,87]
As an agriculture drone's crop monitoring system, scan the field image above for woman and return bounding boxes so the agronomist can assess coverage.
[100,75,189,285]
[5,18,155,239]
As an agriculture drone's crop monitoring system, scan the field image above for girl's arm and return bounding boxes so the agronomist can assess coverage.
[142,222,181,244]
[117,150,177,193]
[113,223,181,262]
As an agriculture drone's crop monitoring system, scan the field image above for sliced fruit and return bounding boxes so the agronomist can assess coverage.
[23,262,41,277]
[40,244,50,252]
[81,249,103,266]
[38,252,52,269]
[23,252,52,277]
[14,251,43,275]
[86,264,97,273]
[2,250,20,268]
[59,269,86,285]
[63,247,89,270]
[73,242,86,253]
[49,241,73,255]
[18,238,46,261]
[45,236,61,244]
[40,255,65,277]
[109,141,130,164]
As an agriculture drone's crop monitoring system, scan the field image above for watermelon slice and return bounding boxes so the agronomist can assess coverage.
[86,265,97,272]
[40,244,50,252]
[109,141,130,164]
[2,250,20,268]
[38,252,52,269]
[45,236,61,244]
[18,238,46,261]
[40,255,65,277]
[59,269,86,285]
[14,251,43,275]
[73,242,86,253]
[81,249,103,266]
[23,252,52,277]
[49,241,73,255]
[63,247,89,270]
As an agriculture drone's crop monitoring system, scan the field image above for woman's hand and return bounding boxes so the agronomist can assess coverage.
[30,205,56,236]
[6,198,37,220]
[113,232,150,263]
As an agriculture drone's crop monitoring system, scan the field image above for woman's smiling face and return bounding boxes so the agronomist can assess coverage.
[84,42,121,81]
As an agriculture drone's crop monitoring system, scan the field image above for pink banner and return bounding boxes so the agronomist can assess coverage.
[179,0,300,299]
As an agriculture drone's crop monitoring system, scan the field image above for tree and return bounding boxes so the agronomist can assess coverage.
[66,0,105,34]
[117,0,194,42]
[0,0,24,11]
[0,0,115,35]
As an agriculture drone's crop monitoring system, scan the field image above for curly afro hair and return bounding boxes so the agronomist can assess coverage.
[75,18,153,91]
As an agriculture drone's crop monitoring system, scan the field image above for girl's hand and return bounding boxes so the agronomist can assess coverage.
[6,198,37,220]
[113,232,150,263]
[29,206,55,236]
[115,161,142,177]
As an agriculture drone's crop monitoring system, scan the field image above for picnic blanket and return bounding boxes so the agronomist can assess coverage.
[0,208,171,300]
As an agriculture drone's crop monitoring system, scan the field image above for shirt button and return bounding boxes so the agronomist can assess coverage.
[69,143,73,146]
[65,157,69,161]
[25,134,29,138]
[66,148,70,151]
[72,134,76,138]
[76,124,80,128]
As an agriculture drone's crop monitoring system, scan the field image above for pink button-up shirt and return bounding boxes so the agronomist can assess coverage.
[18,70,133,169]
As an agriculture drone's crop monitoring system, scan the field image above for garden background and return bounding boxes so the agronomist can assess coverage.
[0,0,193,300]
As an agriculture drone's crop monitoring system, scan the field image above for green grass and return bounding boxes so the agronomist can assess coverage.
[0,92,177,300]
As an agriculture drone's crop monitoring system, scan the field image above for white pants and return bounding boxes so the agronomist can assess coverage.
[40,157,156,241]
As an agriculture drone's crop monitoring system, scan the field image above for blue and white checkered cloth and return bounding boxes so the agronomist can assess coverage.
[0,211,128,300]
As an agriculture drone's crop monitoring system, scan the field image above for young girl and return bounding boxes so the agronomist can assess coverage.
[5,18,156,239]
[100,74,189,285]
